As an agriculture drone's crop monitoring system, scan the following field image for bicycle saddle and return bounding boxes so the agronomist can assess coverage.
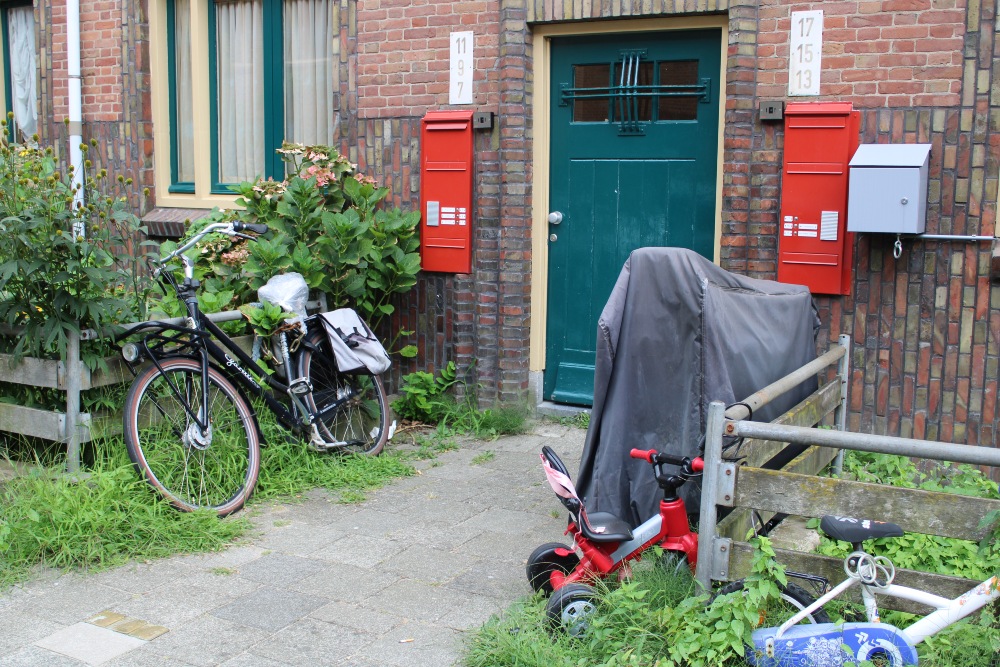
[540,446,634,543]
[820,515,904,544]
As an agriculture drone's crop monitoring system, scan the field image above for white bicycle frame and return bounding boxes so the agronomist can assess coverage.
[775,554,999,646]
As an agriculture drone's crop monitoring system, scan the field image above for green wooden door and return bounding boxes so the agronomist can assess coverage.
[544,29,721,406]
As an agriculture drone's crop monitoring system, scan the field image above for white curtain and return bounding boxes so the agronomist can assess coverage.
[283,0,334,145]
[6,5,37,143]
[216,0,264,182]
[174,0,194,182]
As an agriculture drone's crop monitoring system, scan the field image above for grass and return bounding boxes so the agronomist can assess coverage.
[0,438,249,588]
[0,395,427,588]
[464,549,1000,667]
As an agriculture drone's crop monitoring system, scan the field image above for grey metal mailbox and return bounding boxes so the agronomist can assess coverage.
[847,143,931,234]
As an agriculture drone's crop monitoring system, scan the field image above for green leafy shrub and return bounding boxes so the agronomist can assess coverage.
[812,451,1000,579]
[392,361,459,423]
[0,132,149,369]
[157,143,420,352]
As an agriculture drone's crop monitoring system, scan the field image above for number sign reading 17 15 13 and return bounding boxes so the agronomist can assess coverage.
[450,31,474,105]
[789,10,823,96]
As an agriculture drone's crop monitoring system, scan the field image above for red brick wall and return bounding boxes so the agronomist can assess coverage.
[45,0,124,123]
[757,0,964,107]
[355,0,501,118]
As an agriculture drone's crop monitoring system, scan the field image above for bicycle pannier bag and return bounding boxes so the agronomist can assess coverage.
[318,309,391,375]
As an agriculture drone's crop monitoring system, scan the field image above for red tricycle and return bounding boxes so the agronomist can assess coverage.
[527,445,703,634]
[529,445,829,635]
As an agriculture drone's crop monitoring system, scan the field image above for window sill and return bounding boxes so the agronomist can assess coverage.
[141,207,214,239]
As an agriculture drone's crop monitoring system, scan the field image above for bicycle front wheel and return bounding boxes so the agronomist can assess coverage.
[123,356,261,516]
[297,330,388,456]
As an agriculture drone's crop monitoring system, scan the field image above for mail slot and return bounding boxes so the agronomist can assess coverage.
[777,101,860,296]
[420,110,475,273]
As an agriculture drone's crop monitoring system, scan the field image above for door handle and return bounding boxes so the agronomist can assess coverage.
[548,211,563,225]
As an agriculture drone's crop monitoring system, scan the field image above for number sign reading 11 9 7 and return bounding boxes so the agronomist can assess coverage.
[450,31,474,105]
[789,10,822,96]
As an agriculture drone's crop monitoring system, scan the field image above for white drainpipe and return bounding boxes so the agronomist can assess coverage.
[66,0,84,235]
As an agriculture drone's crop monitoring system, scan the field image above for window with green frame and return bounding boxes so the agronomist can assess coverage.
[1,0,37,144]
[168,0,337,194]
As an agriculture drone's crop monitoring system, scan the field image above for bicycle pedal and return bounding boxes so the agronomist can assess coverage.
[288,378,312,395]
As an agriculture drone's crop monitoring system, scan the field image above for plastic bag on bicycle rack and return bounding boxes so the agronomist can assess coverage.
[318,308,391,375]
[258,272,310,323]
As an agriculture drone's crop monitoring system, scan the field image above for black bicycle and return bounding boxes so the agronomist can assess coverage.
[118,221,389,516]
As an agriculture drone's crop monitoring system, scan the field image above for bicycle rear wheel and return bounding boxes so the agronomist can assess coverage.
[123,356,261,516]
[297,330,388,455]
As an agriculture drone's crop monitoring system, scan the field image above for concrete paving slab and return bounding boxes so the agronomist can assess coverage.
[216,653,290,667]
[0,645,87,666]
[232,553,328,587]
[101,645,195,667]
[210,586,327,632]
[0,609,65,654]
[102,647,197,666]
[381,543,481,584]
[250,618,369,665]
[286,563,397,602]
[171,546,268,571]
[0,422,589,666]
[250,521,345,556]
[88,562,197,596]
[35,622,145,665]
[112,579,251,629]
[142,616,268,667]
[25,576,130,625]
[359,621,463,667]
[308,600,404,635]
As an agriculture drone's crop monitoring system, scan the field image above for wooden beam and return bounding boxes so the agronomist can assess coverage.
[733,467,1000,542]
[717,444,838,541]
[0,355,60,389]
[0,404,92,443]
[731,380,841,468]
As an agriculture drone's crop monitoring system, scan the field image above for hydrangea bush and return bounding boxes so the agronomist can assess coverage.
[157,143,420,354]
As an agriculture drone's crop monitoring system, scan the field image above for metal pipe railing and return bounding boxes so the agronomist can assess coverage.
[726,420,1000,468]
[724,344,846,421]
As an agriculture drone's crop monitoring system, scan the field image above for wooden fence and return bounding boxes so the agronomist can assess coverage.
[695,336,1000,613]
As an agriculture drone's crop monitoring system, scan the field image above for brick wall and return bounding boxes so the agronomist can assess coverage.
[757,1,964,107]
[36,0,995,440]
[355,0,501,117]
[41,0,125,124]
[720,0,998,443]
[34,0,151,211]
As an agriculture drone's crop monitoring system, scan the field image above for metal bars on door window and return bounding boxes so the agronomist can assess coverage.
[561,51,710,135]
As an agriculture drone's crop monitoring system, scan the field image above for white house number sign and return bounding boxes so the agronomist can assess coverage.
[789,10,823,96]
[449,31,474,105]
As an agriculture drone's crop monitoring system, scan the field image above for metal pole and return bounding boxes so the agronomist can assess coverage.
[724,345,846,421]
[727,420,1000,468]
[832,334,851,475]
[696,400,728,591]
[65,328,82,473]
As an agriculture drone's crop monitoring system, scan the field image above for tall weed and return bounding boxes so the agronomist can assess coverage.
[0,439,248,587]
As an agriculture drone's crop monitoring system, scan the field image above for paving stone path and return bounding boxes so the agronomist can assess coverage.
[0,422,585,666]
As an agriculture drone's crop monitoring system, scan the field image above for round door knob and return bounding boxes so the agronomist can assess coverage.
[548,211,563,225]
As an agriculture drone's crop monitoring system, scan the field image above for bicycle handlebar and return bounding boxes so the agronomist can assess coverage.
[158,221,268,268]
[629,448,704,473]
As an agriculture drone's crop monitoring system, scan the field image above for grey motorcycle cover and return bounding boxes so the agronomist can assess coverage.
[575,247,820,525]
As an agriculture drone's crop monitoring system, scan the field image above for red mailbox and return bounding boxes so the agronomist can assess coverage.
[420,110,475,273]
[777,102,860,296]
